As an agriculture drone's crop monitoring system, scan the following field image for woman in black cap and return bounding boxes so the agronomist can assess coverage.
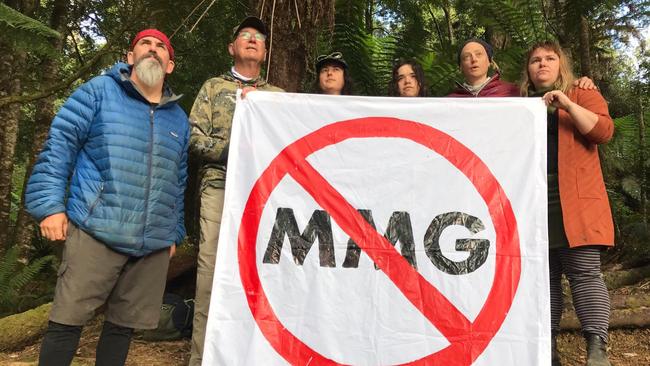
[313,51,354,95]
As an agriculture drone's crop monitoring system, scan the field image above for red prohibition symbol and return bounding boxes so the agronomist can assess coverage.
[237,117,522,365]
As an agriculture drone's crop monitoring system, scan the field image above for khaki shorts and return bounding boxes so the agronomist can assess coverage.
[50,224,170,329]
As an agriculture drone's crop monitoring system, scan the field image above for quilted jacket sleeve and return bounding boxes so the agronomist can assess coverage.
[175,125,190,244]
[25,80,97,222]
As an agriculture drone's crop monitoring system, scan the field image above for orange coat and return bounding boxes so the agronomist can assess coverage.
[557,87,615,247]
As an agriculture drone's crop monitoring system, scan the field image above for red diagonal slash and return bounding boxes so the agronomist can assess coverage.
[238,117,521,365]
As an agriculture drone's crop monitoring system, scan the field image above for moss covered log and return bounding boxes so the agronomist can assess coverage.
[0,302,51,351]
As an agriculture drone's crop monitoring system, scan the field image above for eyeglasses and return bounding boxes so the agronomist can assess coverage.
[317,52,343,62]
[238,31,267,42]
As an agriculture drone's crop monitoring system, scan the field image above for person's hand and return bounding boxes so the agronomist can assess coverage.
[574,76,597,90]
[40,212,68,241]
[169,243,176,258]
[543,90,574,111]
[241,86,257,99]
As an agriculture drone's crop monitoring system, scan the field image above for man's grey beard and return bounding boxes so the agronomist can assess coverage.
[134,56,165,87]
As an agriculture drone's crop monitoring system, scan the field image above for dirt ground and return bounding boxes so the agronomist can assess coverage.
[1,326,648,365]
[0,316,190,365]
[558,329,650,365]
[2,278,648,365]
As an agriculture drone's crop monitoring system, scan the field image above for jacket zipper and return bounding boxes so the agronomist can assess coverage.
[141,106,155,251]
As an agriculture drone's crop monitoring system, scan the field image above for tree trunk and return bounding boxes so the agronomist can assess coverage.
[0,0,29,248]
[0,50,24,251]
[12,103,52,260]
[551,0,565,43]
[578,15,592,78]
[10,0,68,261]
[427,6,445,47]
[639,95,647,224]
[442,2,454,45]
[13,74,61,263]
[364,0,373,34]
[254,0,335,92]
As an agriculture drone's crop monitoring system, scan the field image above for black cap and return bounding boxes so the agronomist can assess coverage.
[457,38,493,65]
[315,51,348,71]
[233,16,267,38]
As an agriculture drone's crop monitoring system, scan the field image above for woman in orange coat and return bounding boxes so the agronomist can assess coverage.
[521,41,614,366]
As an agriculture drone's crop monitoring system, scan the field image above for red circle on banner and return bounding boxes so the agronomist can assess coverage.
[237,117,521,365]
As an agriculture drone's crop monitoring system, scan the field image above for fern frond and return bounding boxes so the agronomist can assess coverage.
[0,247,53,307]
[0,4,60,39]
[0,246,19,297]
[6,255,54,297]
[0,3,61,55]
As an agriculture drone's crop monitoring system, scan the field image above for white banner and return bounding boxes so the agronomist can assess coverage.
[203,93,550,366]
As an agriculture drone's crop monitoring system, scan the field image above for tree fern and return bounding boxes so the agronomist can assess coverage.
[471,0,549,45]
[0,3,61,55]
[424,51,459,95]
[330,0,387,95]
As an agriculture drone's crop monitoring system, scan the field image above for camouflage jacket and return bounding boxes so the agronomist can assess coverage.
[189,71,283,188]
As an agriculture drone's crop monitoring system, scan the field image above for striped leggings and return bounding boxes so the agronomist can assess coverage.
[549,246,610,341]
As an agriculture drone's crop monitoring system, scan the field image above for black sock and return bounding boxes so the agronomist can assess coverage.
[39,321,83,366]
[95,321,134,366]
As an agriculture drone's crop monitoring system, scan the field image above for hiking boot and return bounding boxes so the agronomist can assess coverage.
[552,332,562,366]
[585,334,611,366]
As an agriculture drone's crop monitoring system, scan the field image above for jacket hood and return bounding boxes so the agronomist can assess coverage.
[105,62,182,106]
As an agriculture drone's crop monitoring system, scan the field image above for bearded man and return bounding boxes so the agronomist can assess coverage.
[25,29,189,366]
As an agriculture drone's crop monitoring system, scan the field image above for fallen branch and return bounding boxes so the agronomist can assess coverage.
[167,243,197,281]
[604,264,650,289]
[560,307,650,330]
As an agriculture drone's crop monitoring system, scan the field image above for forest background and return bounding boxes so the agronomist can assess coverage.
[1,0,650,363]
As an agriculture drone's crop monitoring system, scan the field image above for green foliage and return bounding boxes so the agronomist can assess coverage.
[153,0,249,111]
[601,111,650,261]
[329,0,393,95]
[0,246,54,316]
[469,0,549,45]
[2,0,650,287]
[0,3,60,55]
[424,51,458,96]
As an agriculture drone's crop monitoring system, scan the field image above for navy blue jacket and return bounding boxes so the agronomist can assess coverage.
[25,62,190,256]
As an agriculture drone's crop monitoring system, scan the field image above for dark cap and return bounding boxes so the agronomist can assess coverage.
[457,38,493,65]
[233,16,267,38]
[315,51,348,71]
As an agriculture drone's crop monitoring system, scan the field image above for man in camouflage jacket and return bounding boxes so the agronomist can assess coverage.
[188,16,283,365]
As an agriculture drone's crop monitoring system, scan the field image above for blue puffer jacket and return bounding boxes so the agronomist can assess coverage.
[25,62,190,256]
